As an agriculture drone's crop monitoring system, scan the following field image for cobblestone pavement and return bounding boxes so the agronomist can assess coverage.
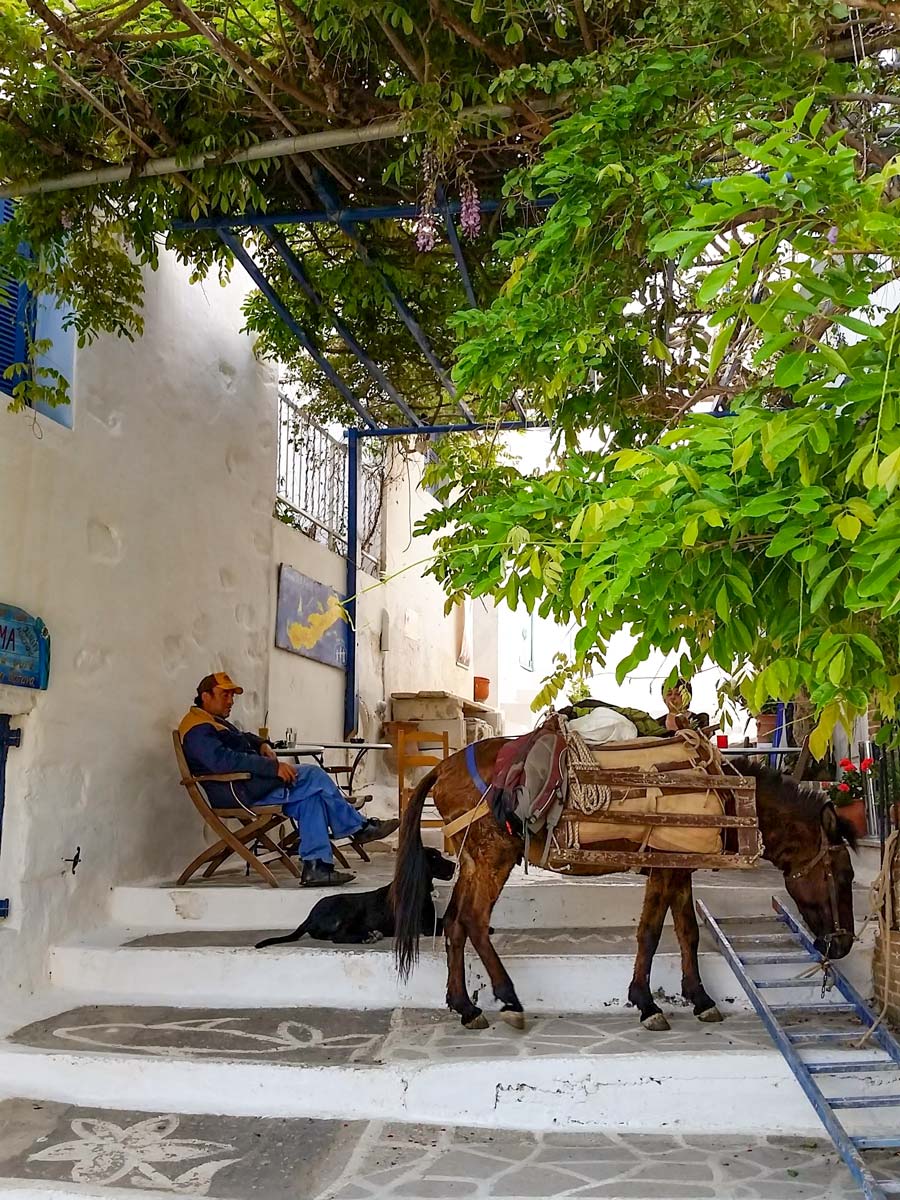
[11,1005,781,1064]
[1,1101,897,1199]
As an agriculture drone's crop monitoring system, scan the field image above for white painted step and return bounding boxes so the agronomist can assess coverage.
[48,925,756,1012]
[3,1006,886,1137]
[48,921,874,1013]
[109,863,823,931]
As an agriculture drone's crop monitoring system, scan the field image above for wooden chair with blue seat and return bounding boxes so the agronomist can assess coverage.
[172,730,301,888]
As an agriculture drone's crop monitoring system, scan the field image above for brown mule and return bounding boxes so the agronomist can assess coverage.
[390,739,857,1030]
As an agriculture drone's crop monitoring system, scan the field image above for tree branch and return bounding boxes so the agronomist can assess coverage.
[375,13,424,83]
[50,58,204,197]
[86,0,155,41]
[277,0,343,113]
[53,60,155,158]
[830,91,900,104]
[160,0,323,133]
[27,0,178,148]
[824,30,900,59]
[428,0,522,70]
[572,0,595,52]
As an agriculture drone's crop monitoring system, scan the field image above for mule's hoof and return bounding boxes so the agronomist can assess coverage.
[641,1012,671,1032]
[697,1005,724,1023]
[500,1009,526,1030]
[463,1013,490,1030]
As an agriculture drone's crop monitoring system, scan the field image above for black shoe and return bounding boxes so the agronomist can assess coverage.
[353,817,401,846]
[301,860,355,888]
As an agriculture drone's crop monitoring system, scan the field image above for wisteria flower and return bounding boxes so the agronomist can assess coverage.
[460,178,481,240]
[415,207,438,253]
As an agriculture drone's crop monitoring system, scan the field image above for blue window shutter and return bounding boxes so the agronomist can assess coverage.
[0,199,31,399]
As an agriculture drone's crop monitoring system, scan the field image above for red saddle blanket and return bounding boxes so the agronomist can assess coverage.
[489,715,568,835]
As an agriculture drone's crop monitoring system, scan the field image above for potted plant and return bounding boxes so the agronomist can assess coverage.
[828,756,874,838]
[755,702,780,745]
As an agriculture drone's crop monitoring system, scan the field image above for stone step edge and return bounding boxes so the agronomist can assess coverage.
[0,1045,821,1136]
[0,1181,197,1200]
[46,943,759,1013]
[108,883,814,933]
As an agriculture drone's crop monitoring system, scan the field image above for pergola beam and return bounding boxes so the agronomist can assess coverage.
[263,228,422,427]
[173,195,555,232]
[0,98,563,199]
[439,191,478,309]
[310,174,474,422]
[218,229,377,429]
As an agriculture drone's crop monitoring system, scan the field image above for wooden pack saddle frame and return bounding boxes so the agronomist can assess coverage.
[446,730,761,873]
[555,762,760,870]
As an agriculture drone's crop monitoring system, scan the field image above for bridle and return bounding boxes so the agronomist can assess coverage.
[786,809,853,957]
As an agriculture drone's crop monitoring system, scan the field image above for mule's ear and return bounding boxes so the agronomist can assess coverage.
[821,802,839,840]
[835,814,859,852]
[822,801,858,851]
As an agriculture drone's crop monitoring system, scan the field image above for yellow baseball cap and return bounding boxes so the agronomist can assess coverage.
[196,671,243,696]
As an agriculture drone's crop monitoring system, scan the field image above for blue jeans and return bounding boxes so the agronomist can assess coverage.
[265,764,365,863]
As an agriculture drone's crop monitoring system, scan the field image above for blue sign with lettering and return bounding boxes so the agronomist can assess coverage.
[0,603,50,690]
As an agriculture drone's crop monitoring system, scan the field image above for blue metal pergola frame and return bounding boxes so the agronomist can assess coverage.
[176,186,547,734]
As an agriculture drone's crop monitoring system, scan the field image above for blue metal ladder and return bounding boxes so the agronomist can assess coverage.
[698,897,900,1200]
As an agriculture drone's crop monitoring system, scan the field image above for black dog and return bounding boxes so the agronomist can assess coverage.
[255,846,456,947]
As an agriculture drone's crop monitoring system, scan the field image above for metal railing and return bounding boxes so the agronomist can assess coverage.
[276,395,383,576]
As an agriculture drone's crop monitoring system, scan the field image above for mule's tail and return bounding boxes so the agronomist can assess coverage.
[390,766,439,981]
[255,921,308,950]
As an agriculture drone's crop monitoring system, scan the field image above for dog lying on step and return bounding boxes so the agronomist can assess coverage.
[255,846,456,947]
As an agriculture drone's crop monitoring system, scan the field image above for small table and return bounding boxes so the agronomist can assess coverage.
[273,745,326,757]
[720,745,802,770]
[277,741,391,793]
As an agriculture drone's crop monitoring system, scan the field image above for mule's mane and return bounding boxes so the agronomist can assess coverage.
[733,757,856,848]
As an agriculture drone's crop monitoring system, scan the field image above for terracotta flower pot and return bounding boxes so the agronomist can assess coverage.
[755,712,778,743]
[836,797,868,838]
[473,675,490,702]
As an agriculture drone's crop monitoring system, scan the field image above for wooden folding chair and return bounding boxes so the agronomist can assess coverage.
[397,727,450,844]
[173,731,300,887]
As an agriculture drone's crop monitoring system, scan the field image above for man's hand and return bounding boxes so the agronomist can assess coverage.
[277,761,297,785]
[260,743,277,760]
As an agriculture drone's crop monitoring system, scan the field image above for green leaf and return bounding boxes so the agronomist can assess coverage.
[836,513,862,542]
[877,447,900,496]
[708,319,736,379]
[773,352,806,388]
[682,518,699,547]
[697,261,735,306]
[651,228,713,254]
[851,633,884,663]
[858,555,900,598]
[810,567,843,612]
[732,437,753,473]
[828,648,845,687]
[833,314,882,340]
[715,584,730,621]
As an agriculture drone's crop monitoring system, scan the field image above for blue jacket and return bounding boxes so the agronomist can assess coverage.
[178,708,284,808]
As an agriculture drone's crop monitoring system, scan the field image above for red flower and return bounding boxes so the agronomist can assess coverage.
[837,782,851,793]
[839,758,854,770]
[861,757,875,772]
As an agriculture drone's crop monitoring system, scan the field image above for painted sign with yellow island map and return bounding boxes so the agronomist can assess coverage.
[274,564,348,670]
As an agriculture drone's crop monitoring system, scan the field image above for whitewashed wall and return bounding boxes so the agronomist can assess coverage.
[0,253,278,1003]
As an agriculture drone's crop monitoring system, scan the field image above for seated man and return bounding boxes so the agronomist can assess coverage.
[178,672,398,887]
